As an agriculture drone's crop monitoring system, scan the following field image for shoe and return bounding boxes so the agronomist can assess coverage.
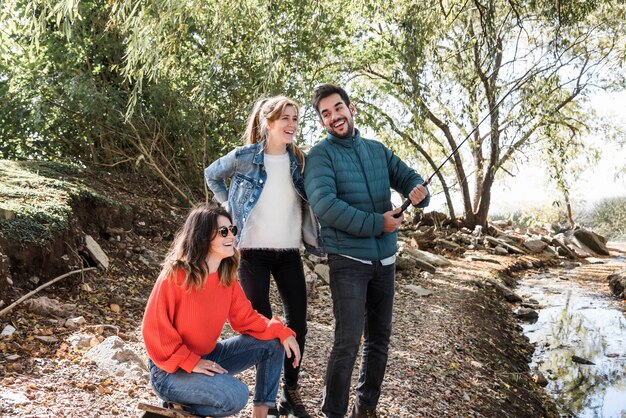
[277,385,312,418]
[349,403,378,418]
[268,405,280,418]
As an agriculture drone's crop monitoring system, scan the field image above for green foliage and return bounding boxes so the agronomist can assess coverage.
[577,197,626,241]
[0,160,125,245]
[0,0,623,218]
[489,204,572,232]
[0,0,357,202]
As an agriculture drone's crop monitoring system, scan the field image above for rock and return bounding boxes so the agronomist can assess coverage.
[434,238,465,253]
[542,246,558,257]
[0,389,29,405]
[485,236,527,255]
[523,239,548,253]
[305,274,318,298]
[138,249,163,267]
[494,246,509,255]
[307,254,324,265]
[395,255,415,271]
[472,225,483,237]
[68,333,98,350]
[25,296,76,317]
[608,268,626,299]
[404,285,434,297]
[314,264,330,285]
[34,335,60,343]
[571,355,595,365]
[1,324,16,337]
[513,307,539,323]
[85,336,149,382]
[560,261,582,269]
[65,316,87,329]
[420,211,449,226]
[485,278,523,303]
[551,238,578,259]
[402,247,451,267]
[465,256,501,265]
[0,207,15,220]
[572,228,609,256]
[84,235,110,270]
[402,254,437,274]
[405,227,437,249]
[570,245,592,258]
[0,251,11,287]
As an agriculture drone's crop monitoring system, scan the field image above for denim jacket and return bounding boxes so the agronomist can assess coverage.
[204,142,321,255]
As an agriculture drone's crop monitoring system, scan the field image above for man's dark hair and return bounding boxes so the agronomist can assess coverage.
[312,84,351,117]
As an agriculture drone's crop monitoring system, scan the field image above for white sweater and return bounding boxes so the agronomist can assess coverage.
[238,153,302,250]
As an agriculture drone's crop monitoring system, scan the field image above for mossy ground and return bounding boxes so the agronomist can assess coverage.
[0,160,127,246]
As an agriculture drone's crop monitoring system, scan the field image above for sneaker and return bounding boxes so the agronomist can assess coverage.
[277,385,312,418]
[349,403,378,418]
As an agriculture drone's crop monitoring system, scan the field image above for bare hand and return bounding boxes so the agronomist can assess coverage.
[409,184,428,206]
[382,208,404,232]
[283,336,301,368]
[192,359,228,376]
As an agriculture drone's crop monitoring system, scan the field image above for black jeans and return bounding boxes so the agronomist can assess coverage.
[322,255,395,418]
[238,249,308,388]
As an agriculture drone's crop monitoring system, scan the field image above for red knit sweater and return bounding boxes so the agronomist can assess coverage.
[142,269,295,373]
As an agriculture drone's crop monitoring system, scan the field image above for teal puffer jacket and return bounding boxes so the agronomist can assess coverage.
[304,129,429,260]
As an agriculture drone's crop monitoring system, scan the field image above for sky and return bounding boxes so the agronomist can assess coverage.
[488,90,626,213]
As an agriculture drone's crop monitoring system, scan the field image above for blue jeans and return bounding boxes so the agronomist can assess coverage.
[322,255,395,418]
[148,335,284,417]
[238,249,307,388]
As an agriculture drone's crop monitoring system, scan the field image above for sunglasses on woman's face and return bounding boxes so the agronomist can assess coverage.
[217,225,238,237]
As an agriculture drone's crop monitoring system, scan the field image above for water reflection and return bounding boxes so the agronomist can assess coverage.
[519,271,626,417]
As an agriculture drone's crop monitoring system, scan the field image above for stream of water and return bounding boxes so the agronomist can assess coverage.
[518,258,626,418]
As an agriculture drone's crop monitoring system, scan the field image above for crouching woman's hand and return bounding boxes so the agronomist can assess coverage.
[282,335,301,368]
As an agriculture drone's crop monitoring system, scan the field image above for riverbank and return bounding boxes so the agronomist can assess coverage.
[516,245,626,417]
[0,164,577,417]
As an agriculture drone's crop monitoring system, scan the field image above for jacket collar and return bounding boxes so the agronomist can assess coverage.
[252,141,296,165]
[326,128,361,148]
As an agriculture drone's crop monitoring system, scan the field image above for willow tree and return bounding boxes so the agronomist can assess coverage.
[1,0,355,203]
[351,0,625,227]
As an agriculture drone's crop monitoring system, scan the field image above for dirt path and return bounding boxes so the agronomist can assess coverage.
[0,248,561,417]
[0,171,582,417]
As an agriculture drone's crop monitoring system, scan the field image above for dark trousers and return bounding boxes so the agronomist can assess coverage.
[238,249,308,388]
[322,254,395,418]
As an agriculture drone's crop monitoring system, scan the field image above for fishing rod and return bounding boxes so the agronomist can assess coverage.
[394,74,528,218]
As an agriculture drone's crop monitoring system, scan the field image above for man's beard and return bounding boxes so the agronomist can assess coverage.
[327,117,354,139]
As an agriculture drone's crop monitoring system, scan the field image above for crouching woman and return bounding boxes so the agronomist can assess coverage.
[142,203,300,418]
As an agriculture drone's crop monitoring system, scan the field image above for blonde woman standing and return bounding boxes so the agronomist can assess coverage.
[205,96,317,418]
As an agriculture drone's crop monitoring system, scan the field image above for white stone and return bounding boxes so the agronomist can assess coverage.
[0,389,29,405]
[85,336,148,382]
[403,285,434,297]
[65,316,87,329]
[314,264,330,284]
[1,324,16,337]
[84,235,110,270]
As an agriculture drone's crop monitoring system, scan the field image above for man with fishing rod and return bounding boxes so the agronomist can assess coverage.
[304,84,430,418]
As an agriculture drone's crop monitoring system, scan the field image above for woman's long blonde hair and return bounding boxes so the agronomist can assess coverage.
[158,203,239,290]
[243,96,305,172]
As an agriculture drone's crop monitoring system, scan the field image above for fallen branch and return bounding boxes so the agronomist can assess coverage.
[0,267,97,317]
